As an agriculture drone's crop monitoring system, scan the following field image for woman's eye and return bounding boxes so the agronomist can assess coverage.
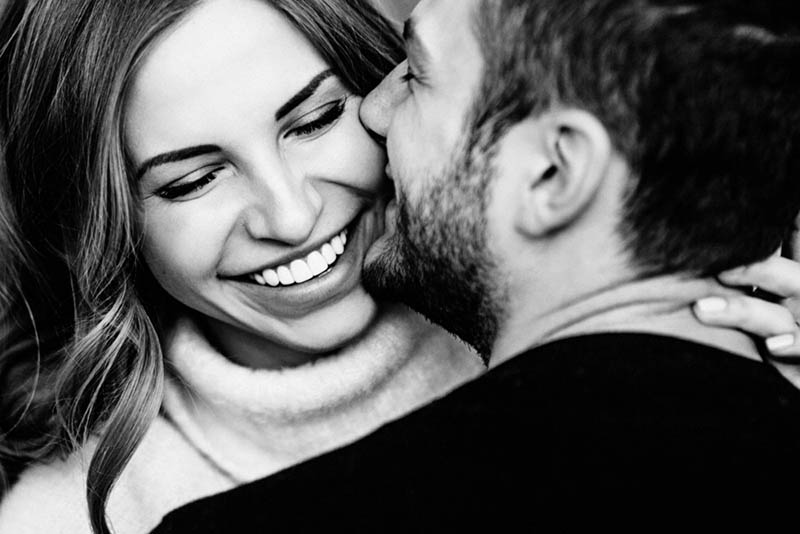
[286,98,347,138]
[156,168,223,200]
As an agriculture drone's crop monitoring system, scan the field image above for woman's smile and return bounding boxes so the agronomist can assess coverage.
[228,203,387,319]
[240,227,349,287]
[227,214,356,286]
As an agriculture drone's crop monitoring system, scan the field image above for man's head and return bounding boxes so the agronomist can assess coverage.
[361,0,800,358]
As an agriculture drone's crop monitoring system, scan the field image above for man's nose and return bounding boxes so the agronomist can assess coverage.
[360,61,408,139]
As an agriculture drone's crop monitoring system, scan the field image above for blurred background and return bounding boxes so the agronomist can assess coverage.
[373,0,419,22]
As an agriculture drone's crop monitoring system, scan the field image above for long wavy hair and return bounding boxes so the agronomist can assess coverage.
[0,1,403,532]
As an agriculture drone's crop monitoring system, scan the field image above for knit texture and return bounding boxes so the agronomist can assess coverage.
[0,305,482,534]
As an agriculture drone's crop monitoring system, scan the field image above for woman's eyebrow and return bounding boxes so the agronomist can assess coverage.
[136,144,220,179]
[136,69,335,179]
[274,68,335,121]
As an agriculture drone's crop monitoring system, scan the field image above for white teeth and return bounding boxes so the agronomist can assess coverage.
[331,236,344,255]
[321,244,337,265]
[263,269,280,287]
[290,259,313,284]
[277,265,294,286]
[249,226,350,287]
[307,251,329,276]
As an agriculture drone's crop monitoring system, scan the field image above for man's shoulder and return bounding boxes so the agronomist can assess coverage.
[150,333,800,534]
[488,333,800,443]
[288,332,800,486]
[501,333,800,459]
[431,332,800,417]
[500,331,799,392]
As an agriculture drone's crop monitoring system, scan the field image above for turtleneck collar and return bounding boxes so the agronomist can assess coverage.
[162,303,484,482]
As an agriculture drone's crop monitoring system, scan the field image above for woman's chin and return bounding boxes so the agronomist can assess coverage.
[199,286,382,369]
[273,289,382,358]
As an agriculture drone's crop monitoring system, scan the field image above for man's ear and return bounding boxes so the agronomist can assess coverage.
[511,109,613,238]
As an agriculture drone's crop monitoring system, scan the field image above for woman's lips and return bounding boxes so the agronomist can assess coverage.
[247,228,349,287]
[228,207,381,318]
[228,221,354,283]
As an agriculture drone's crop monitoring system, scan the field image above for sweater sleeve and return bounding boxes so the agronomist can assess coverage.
[0,416,233,534]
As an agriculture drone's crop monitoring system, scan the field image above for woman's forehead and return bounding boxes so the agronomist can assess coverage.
[123,0,328,161]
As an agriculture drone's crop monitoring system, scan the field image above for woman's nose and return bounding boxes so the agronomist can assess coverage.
[242,166,323,245]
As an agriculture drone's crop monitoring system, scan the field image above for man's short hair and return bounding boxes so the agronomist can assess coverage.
[471,0,800,276]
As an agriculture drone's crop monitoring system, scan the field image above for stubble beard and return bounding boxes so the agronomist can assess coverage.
[362,147,506,363]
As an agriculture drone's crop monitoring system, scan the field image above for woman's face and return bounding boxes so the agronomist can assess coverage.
[125,0,390,360]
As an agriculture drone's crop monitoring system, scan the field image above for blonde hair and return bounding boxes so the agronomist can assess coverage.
[0,1,402,533]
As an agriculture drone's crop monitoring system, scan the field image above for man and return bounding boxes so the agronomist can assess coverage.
[153,0,800,530]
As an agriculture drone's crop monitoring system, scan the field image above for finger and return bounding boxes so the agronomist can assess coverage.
[717,256,800,299]
[773,361,800,389]
[764,332,800,358]
[693,295,798,338]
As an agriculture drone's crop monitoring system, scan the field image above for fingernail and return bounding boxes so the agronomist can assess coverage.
[695,297,728,314]
[767,334,795,352]
[718,268,745,281]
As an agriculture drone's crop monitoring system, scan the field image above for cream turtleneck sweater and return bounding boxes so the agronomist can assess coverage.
[0,304,484,534]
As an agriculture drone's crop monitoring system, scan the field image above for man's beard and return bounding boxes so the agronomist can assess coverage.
[363,145,506,362]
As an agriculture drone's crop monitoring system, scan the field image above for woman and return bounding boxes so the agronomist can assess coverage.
[0,0,797,533]
[0,1,483,533]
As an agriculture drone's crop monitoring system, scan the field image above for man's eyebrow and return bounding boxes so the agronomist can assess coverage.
[136,144,220,179]
[275,68,335,121]
[403,17,430,64]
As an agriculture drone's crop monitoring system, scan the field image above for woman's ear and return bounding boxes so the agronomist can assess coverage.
[509,109,613,238]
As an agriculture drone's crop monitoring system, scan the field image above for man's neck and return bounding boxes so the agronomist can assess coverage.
[490,274,762,369]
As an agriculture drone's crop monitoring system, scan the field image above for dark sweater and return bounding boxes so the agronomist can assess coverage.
[152,334,800,532]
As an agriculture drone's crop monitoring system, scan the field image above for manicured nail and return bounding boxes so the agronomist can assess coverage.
[695,297,728,314]
[766,334,795,352]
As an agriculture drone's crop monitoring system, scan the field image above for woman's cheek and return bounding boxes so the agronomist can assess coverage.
[295,103,387,192]
[141,201,228,296]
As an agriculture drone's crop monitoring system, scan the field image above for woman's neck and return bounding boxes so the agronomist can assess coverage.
[199,312,376,370]
[163,304,484,481]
